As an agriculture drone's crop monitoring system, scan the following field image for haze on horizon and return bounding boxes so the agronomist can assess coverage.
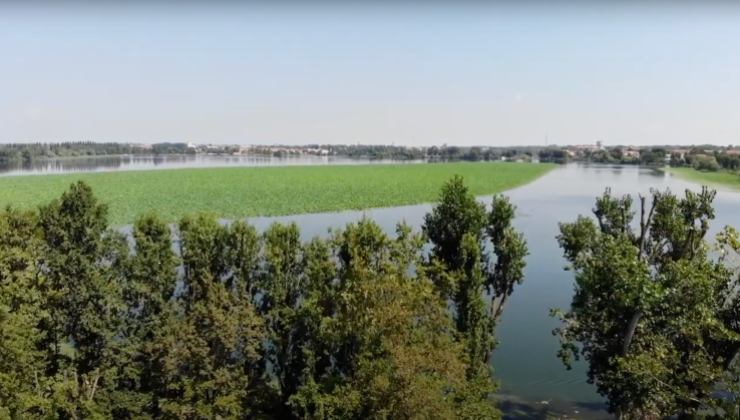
[2,2,740,147]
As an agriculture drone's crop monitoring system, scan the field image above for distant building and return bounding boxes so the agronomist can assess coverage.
[623,147,641,159]
[670,148,691,160]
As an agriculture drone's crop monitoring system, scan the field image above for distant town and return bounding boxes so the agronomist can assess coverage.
[0,141,738,171]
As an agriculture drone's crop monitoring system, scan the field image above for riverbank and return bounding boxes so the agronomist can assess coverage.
[666,167,740,191]
[0,162,555,225]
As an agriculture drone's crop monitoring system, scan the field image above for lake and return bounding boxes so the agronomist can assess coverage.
[239,163,740,419]
[0,154,421,177]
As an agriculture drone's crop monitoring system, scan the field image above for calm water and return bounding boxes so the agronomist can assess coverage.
[237,163,740,419]
[0,154,420,176]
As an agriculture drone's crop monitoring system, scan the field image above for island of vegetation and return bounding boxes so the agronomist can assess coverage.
[0,162,555,225]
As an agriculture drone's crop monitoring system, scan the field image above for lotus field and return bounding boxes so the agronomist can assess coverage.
[0,162,555,225]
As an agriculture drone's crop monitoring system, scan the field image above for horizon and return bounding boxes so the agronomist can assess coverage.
[3,2,740,146]
[0,140,736,150]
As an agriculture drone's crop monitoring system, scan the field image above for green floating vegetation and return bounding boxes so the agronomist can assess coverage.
[0,162,555,225]
[667,167,740,191]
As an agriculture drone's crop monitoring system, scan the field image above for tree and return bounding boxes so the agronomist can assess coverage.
[553,187,740,419]
[0,179,533,418]
[423,176,527,360]
[112,213,179,417]
[639,148,667,165]
[149,214,265,418]
[290,218,496,419]
[422,176,528,418]
[0,208,50,417]
[257,222,307,416]
[38,181,127,418]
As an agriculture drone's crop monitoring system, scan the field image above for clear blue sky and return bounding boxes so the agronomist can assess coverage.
[2,2,740,146]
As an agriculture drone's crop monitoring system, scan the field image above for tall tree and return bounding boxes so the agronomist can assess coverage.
[38,181,126,418]
[421,176,528,419]
[0,208,50,417]
[257,222,307,416]
[149,214,264,418]
[554,187,740,419]
[290,219,496,419]
[111,213,179,417]
[423,176,528,367]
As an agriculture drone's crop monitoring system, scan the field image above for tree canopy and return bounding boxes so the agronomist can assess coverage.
[0,177,528,419]
[553,187,740,419]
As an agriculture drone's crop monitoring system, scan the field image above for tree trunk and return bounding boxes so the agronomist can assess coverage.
[622,311,642,356]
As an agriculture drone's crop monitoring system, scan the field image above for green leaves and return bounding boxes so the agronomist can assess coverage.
[554,187,740,418]
[0,178,522,419]
[422,175,528,419]
[424,175,487,272]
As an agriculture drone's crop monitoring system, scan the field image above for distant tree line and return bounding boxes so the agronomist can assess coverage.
[321,144,427,160]
[0,177,528,419]
[538,144,740,173]
[0,142,194,163]
[248,144,539,162]
[425,146,533,162]
[670,148,740,173]
[300,144,535,162]
[538,146,668,165]
[536,145,740,175]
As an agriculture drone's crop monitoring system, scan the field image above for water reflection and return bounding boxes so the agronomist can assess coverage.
[0,154,423,177]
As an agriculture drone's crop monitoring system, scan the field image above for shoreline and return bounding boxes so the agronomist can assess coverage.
[664,167,740,191]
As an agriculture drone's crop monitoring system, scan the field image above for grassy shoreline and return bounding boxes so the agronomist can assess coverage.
[0,162,556,225]
[666,167,740,191]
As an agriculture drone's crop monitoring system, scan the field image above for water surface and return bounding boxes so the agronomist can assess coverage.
[0,154,420,176]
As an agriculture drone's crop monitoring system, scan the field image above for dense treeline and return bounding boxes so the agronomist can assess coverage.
[538,145,740,170]
[425,146,532,162]
[671,149,740,173]
[303,144,535,162]
[251,144,537,162]
[0,177,526,419]
[538,146,665,165]
[320,144,426,160]
[0,142,194,162]
[1,177,738,419]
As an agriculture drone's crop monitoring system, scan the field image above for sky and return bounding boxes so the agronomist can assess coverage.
[1,2,740,147]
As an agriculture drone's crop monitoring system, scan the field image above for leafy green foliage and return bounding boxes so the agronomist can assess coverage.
[422,175,528,416]
[0,208,49,417]
[37,181,127,418]
[554,187,740,418]
[0,179,526,418]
